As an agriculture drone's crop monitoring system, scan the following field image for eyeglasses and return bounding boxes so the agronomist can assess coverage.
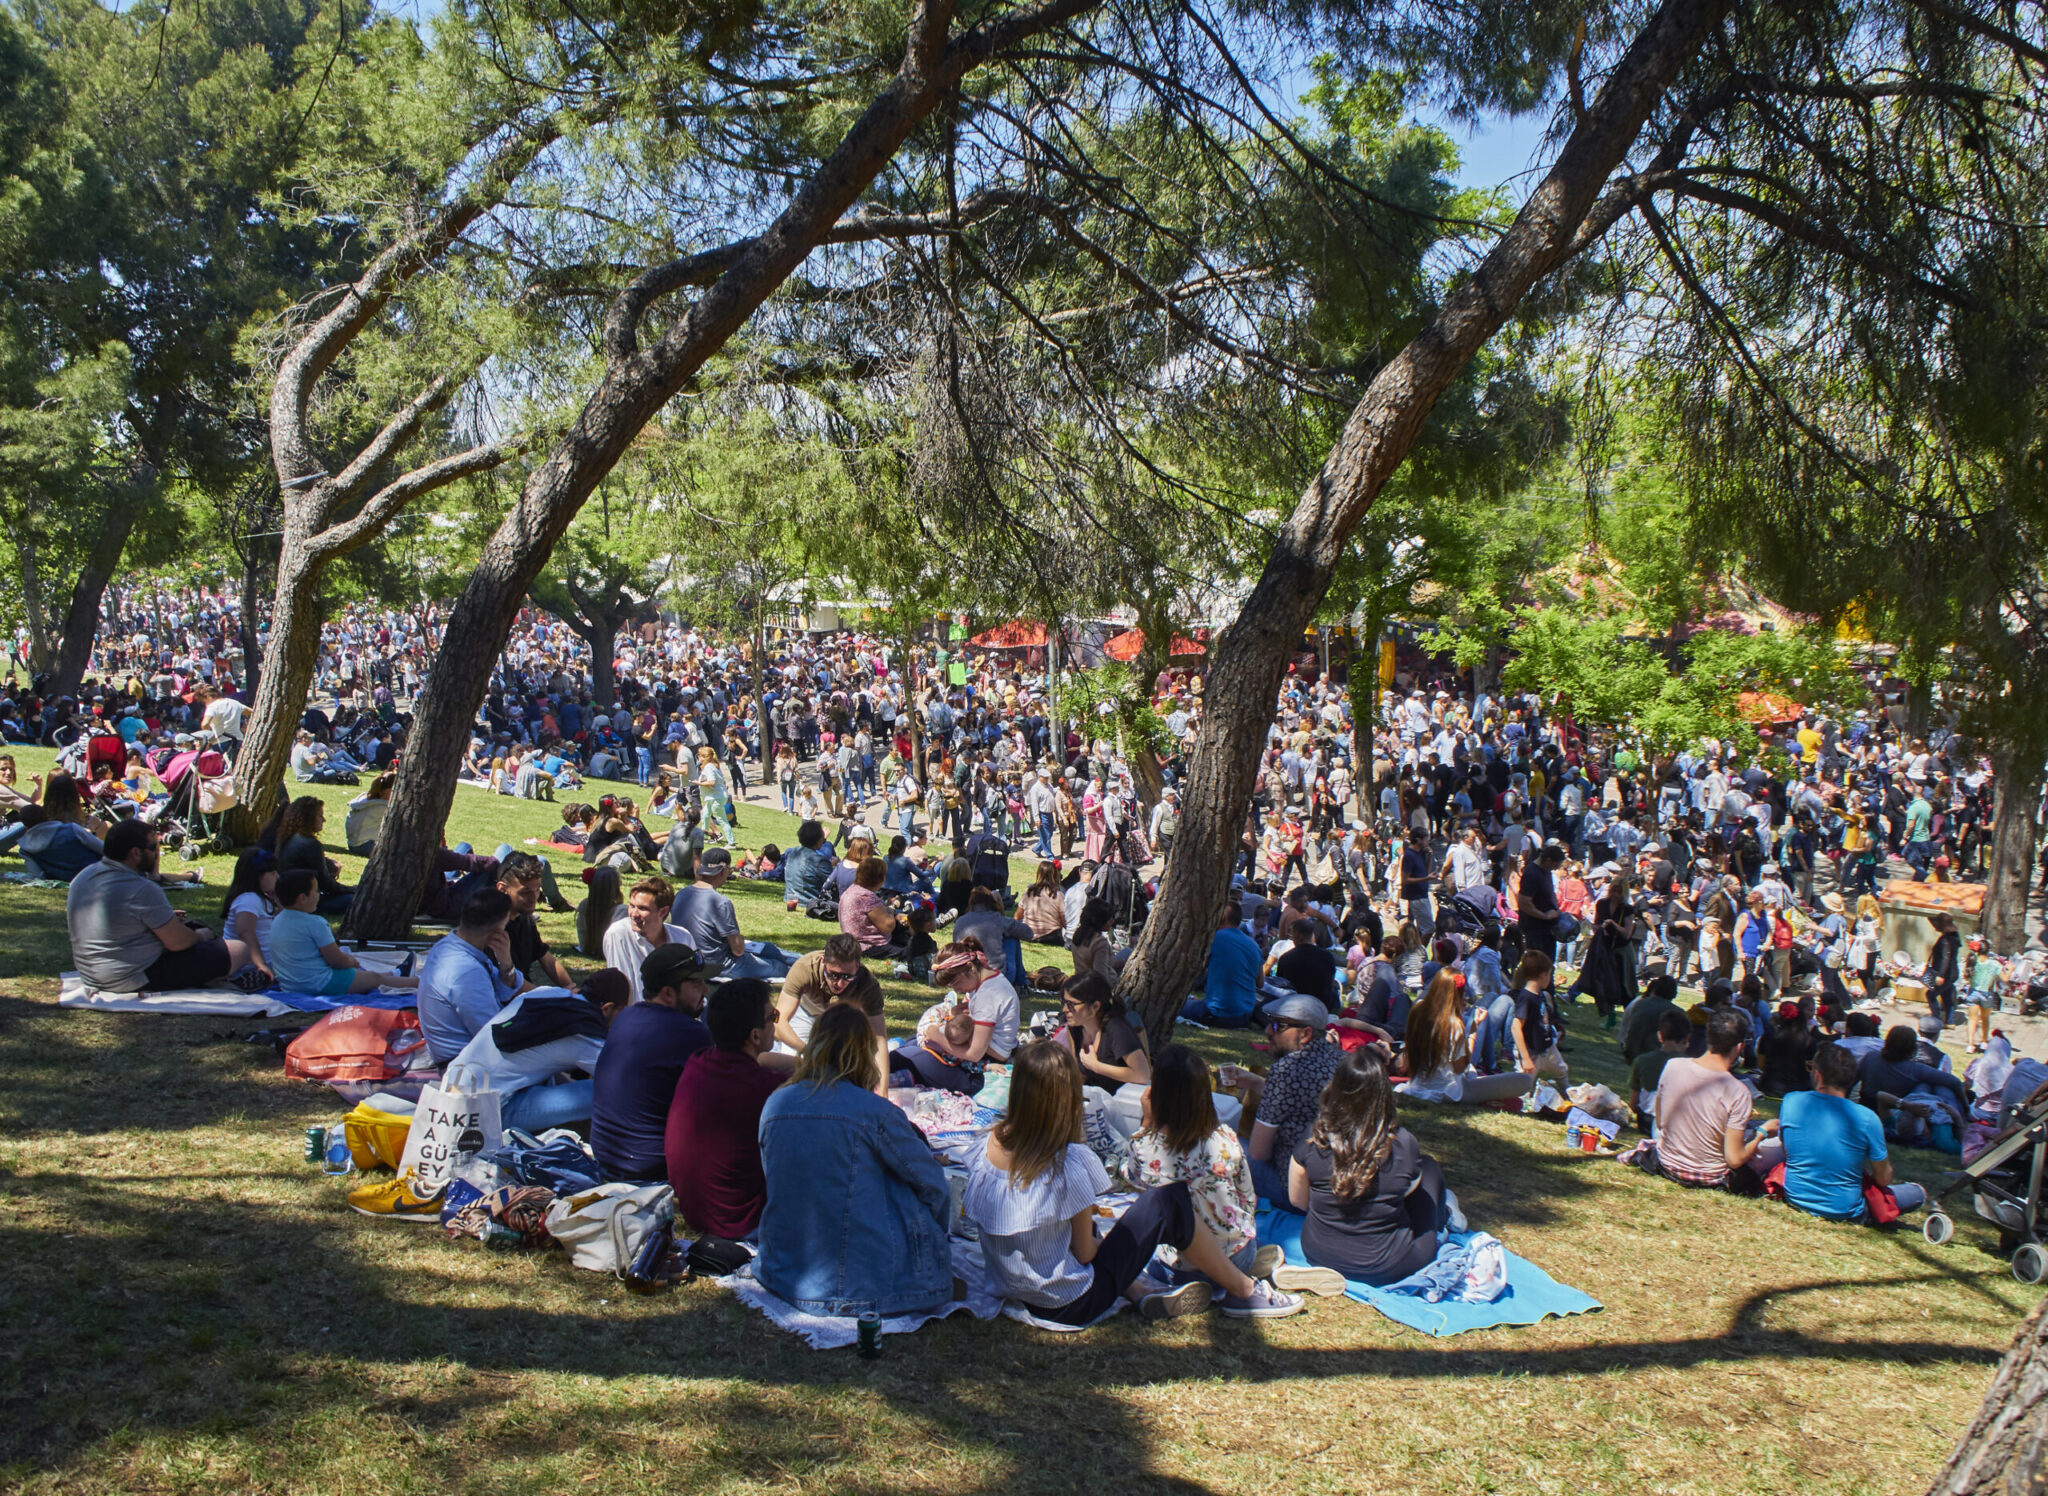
[822,966,859,985]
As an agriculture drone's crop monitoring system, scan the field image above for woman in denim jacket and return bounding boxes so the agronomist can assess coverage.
[757,1004,954,1317]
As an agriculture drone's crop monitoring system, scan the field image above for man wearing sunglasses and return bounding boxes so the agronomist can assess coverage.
[774,932,884,1052]
[1234,994,1341,1207]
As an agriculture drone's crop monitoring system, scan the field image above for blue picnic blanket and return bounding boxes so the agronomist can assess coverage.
[1255,1207,1601,1337]
[269,990,418,1012]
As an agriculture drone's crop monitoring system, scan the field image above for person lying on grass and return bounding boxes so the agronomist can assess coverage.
[966,1041,1305,1325]
[268,868,419,998]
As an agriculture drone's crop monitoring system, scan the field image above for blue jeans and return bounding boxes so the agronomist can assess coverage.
[1180,997,1252,1029]
[1037,812,1055,858]
[636,747,652,785]
[1471,993,1516,1070]
[1905,840,1933,880]
[501,1078,595,1134]
[1248,1154,1290,1209]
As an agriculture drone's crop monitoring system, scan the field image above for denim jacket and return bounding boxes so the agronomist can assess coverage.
[757,1077,953,1316]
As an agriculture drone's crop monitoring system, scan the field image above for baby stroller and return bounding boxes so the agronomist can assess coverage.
[1922,1077,2048,1283]
[159,749,237,853]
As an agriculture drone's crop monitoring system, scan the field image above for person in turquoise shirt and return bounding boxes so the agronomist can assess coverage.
[1776,1042,1927,1222]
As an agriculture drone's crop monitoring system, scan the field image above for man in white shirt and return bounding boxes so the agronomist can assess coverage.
[1441,829,1490,892]
[601,876,692,1002]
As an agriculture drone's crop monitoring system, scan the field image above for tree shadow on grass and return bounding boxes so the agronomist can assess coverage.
[0,1155,2020,1491]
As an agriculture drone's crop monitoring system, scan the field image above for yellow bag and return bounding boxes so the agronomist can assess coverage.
[343,1101,415,1171]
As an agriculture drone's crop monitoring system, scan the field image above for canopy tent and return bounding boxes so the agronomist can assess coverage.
[1102,627,1207,663]
[969,620,1050,649]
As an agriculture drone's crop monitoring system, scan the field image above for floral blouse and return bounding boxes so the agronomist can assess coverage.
[1120,1124,1257,1256]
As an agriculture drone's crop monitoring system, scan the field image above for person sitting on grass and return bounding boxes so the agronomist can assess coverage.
[416,888,532,1064]
[967,1041,1305,1326]
[1857,1024,1971,1152]
[1630,1010,1693,1128]
[779,819,834,913]
[1285,1046,1459,1289]
[66,818,250,993]
[1178,901,1261,1029]
[497,852,577,990]
[591,943,714,1182]
[1650,1007,1770,1192]
[220,850,279,986]
[1399,970,1537,1105]
[1056,972,1153,1090]
[1235,993,1343,1206]
[886,940,1018,1094]
[268,868,420,999]
[1756,1000,1819,1099]
[1775,1041,1930,1222]
[1620,973,1686,1064]
[665,978,795,1273]
[757,1003,955,1319]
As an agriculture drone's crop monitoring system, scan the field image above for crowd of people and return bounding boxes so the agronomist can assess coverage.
[23,579,2048,1321]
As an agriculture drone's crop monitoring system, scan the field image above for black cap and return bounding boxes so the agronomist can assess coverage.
[640,942,708,993]
[698,846,732,872]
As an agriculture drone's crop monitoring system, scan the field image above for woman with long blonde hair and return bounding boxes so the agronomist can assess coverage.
[755,1004,953,1318]
[1402,970,1537,1105]
[964,1042,1303,1326]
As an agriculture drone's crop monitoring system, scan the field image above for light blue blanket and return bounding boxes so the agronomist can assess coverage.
[1256,1208,1601,1337]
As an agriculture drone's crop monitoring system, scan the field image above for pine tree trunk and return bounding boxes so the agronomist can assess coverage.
[1114,0,1728,1047]
[227,546,325,843]
[1927,1295,2048,1496]
[238,542,269,698]
[1981,742,2043,954]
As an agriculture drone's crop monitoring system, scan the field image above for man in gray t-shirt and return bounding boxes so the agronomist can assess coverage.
[67,821,245,991]
[669,849,744,975]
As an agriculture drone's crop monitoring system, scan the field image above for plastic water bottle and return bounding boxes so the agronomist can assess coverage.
[322,1128,354,1176]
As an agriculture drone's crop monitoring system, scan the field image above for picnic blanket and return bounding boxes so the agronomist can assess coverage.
[1255,1208,1601,1337]
[59,951,415,1018]
[716,1236,1007,1350]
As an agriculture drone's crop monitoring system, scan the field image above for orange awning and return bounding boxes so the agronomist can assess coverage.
[1736,690,1804,725]
[970,620,1049,648]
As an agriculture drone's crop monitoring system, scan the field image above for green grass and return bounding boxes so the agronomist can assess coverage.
[0,742,2034,1494]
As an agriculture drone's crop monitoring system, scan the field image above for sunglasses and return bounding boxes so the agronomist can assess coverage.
[822,966,859,984]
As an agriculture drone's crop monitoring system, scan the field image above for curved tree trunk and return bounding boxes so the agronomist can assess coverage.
[1927,1294,2048,1496]
[1116,0,1728,1048]
[1981,742,2043,955]
[226,546,324,843]
[566,615,620,708]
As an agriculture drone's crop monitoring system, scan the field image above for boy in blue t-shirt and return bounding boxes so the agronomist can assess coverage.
[1777,1041,1928,1222]
[269,869,418,998]
[1181,904,1262,1027]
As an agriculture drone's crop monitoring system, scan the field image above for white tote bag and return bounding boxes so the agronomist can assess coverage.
[544,1183,676,1274]
[398,1061,502,1197]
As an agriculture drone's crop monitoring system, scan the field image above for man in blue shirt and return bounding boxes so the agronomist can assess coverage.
[780,820,835,912]
[1777,1042,1929,1222]
[416,888,530,1064]
[1180,904,1262,1028]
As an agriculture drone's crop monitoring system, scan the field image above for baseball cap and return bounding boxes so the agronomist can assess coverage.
[698,846,732,871]
[640,942,707,992]
[1263,994,1330,1029]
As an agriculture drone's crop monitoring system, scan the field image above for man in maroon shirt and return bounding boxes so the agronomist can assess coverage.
[665,978,791,1261]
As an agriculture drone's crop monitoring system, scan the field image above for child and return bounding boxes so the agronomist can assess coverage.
[901,905,939,984]
[1966,937,2004,1054]
[1629,1010,1692,1130]
[269,868,418,997]
[220,850,279,984]
[909,997,985,1088]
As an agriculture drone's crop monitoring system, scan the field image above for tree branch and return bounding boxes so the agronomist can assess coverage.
[309,437,526,561]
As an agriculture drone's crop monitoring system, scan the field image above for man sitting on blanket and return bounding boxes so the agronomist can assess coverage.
[665,977,794,1274]
[67,818,251,993]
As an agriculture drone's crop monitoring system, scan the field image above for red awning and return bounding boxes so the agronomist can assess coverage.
[1736,690,1804,725]
[970,620,1049,648]
[1102,627,1207,662]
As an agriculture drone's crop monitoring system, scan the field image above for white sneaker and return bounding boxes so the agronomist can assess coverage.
[1444,1188,1468,1233]
[1270,1263,1348,1297]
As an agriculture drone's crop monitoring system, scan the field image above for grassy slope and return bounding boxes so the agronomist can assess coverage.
[0,743,2033,1495]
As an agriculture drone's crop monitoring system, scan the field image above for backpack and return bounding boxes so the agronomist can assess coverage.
[972,838,1010,888]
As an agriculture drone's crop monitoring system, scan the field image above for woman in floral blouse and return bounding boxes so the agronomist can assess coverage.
[1120,1044,1274,1286]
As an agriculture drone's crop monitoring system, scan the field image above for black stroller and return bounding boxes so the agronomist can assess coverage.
[1922,1079,2048,1284]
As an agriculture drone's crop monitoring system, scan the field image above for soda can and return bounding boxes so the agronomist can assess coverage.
[481,1222,522,1250]
[857,1311,881,1359]
[304,1125,327,1163]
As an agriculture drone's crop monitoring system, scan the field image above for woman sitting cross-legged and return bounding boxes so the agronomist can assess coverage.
[1287,1046,1457,1287]
[1120,1043,1341,1298]
[1398,971,1537,1105]
[756,1004,956,1318]
[965,1042,1305,1326]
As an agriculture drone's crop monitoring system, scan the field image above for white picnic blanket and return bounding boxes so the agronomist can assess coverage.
[58,951,410,1017]
[716,1237,1007,1349]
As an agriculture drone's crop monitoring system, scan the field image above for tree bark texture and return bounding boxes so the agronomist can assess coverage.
[346,0,1102,937]
[1982,742,2042,955]
[1117,0,1732,1048]
[226,546,325,842]
[1927,1293,2048,1496]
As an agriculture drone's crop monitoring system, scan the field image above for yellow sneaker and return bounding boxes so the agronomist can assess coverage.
[347,1171,444,1222]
